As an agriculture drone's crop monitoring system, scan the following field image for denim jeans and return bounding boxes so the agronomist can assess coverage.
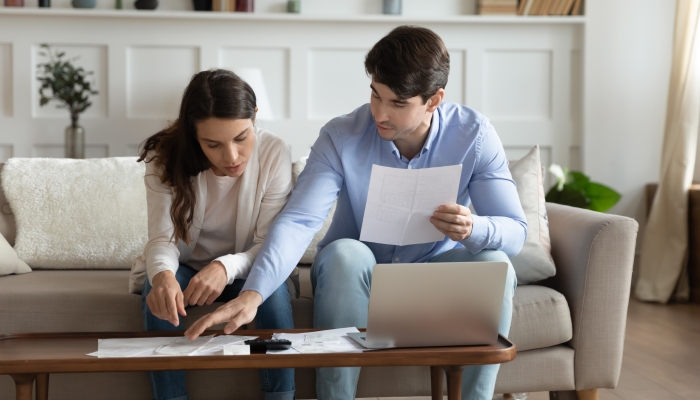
[142,264,295,400]
[310,239,517,400]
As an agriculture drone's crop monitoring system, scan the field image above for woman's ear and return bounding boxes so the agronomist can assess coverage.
[252,107,259,123]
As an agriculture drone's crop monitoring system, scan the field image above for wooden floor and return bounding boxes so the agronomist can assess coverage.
[359,298,700,400]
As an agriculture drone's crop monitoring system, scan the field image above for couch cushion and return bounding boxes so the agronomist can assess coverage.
[0,164,17,247]
[297,265,572,351]
[0,270,309,335]
[508,285,572,351]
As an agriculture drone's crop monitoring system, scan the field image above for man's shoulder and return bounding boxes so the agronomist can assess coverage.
[323,104,374,139]
[439,102,489,131]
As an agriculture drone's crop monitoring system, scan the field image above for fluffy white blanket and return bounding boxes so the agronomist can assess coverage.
[1,158,147,269]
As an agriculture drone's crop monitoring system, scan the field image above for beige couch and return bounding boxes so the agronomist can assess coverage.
[0,164,638,400]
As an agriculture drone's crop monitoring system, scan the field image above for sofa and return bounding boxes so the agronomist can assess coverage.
[0,160,638,400]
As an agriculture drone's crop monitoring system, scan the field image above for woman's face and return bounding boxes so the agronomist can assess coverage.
[195,117,256,178]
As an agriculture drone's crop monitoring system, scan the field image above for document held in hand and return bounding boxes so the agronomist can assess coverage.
[359,164,462,246]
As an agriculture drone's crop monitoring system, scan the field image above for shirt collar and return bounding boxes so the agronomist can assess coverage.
[388,108,442,159]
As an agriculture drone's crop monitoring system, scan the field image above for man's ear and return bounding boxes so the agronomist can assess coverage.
[426,88,445,112]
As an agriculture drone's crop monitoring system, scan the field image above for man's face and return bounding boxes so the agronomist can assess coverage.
[369,79,431,142]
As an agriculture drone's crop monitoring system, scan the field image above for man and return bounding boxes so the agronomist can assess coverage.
[186,25,526,400]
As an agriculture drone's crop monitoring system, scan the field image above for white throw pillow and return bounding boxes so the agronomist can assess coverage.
[0,232,31,277]
[293,157,336,264]
[1,158,147,269]
[508,145,556,284]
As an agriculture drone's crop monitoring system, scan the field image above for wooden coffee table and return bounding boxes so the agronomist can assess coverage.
[0,330,515,400]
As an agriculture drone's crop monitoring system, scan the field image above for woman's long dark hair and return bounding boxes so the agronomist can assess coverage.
[138,69,257,245]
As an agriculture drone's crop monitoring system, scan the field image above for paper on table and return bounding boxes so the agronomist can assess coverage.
[268,327,366,355]
[88,337,180,358]
[87,335,257,358]
[193,335,258,356]
[359,165,462,246]
[154,335,216,356]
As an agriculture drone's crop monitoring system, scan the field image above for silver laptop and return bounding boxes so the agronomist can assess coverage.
[347,261,508,349]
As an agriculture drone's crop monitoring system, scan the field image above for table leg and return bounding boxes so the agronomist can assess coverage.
[36,373,49,400]
[431,366,443,400]
[442,366,466,400]
[9,374,36,400]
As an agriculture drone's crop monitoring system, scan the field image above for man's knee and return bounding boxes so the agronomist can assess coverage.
[472,250,517,291]
[314,239,375,277]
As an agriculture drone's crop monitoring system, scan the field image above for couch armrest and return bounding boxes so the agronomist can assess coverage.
[543,203,638,390]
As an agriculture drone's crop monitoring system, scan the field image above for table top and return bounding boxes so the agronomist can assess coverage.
[0,330,516,374]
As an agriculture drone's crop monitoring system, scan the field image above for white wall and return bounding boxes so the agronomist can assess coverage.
[584,0,675,225]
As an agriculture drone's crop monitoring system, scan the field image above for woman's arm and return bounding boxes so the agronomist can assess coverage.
[142,157,187,325]
[142,158,182,283]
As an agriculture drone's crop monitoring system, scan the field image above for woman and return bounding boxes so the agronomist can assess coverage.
[129,69,295,400]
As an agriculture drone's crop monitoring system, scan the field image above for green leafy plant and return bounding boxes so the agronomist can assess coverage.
[546,165,621,212]
[36,44,98,127]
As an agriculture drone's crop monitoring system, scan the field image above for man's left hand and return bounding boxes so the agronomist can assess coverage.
[430,204,473,242]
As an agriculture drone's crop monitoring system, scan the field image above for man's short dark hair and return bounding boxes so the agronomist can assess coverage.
[365,25,450,103]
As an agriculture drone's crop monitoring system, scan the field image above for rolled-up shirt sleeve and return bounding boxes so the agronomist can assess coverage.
[241,126,344,301]
[461,121,527,257]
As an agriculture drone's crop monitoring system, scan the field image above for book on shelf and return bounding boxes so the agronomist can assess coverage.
[477,0,518,15]
[516,0,583,16]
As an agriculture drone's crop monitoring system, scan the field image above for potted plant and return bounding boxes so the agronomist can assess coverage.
[36,44,99,159]
[546,164,621,212]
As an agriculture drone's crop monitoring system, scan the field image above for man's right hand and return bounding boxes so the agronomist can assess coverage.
[146,271,187,326]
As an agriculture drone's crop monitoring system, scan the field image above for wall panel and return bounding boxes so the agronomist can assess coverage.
[126,46,200,119]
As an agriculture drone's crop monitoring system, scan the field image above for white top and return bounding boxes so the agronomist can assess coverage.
[128,127,293,294]
[186,169,240,275]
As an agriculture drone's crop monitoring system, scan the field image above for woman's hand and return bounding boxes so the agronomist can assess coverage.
[430,204,474,242]
[184,290,263,340]
[182,261,228,307]
[146,271,187,326]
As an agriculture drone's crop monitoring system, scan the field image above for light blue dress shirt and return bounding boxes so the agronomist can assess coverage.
[243,102,527,301]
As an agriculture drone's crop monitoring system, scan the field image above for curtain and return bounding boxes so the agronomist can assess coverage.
[636,0,700,303]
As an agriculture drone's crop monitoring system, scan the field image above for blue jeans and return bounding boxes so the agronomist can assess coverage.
[310,239,517,400]
[142,264,295,400]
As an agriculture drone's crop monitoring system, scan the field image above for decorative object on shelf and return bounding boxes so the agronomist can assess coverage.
[193,0,212,11]
[134,0,158,9]
[4,0,24,6]
[477,0,517,15]
[36,44,99,159]
[232,68,273,120]
[546,164,621,212]
[286,0,300,13]
[517,0,583,16]
[115,0,122,9]
[71,0,96,8]
[39,0,51,7]
[382,0,401,15]
[235,0,253,12]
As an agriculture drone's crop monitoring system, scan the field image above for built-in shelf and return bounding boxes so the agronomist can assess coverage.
[0,7,586,24]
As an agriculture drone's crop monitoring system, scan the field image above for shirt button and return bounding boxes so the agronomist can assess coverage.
[394,257,400,262]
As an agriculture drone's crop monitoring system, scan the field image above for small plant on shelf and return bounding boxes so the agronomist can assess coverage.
[36,44,99,159]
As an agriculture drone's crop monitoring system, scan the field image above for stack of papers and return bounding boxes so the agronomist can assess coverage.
[87,335,257,358]
[269,327,367,355]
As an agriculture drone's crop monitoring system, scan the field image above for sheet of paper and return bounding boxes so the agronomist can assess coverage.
[88,337,180,358]
[268,327,365,355]
[192,335,258,356]
[87,335,257,358]
[359,164,462,246]
[154,335,216,356]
